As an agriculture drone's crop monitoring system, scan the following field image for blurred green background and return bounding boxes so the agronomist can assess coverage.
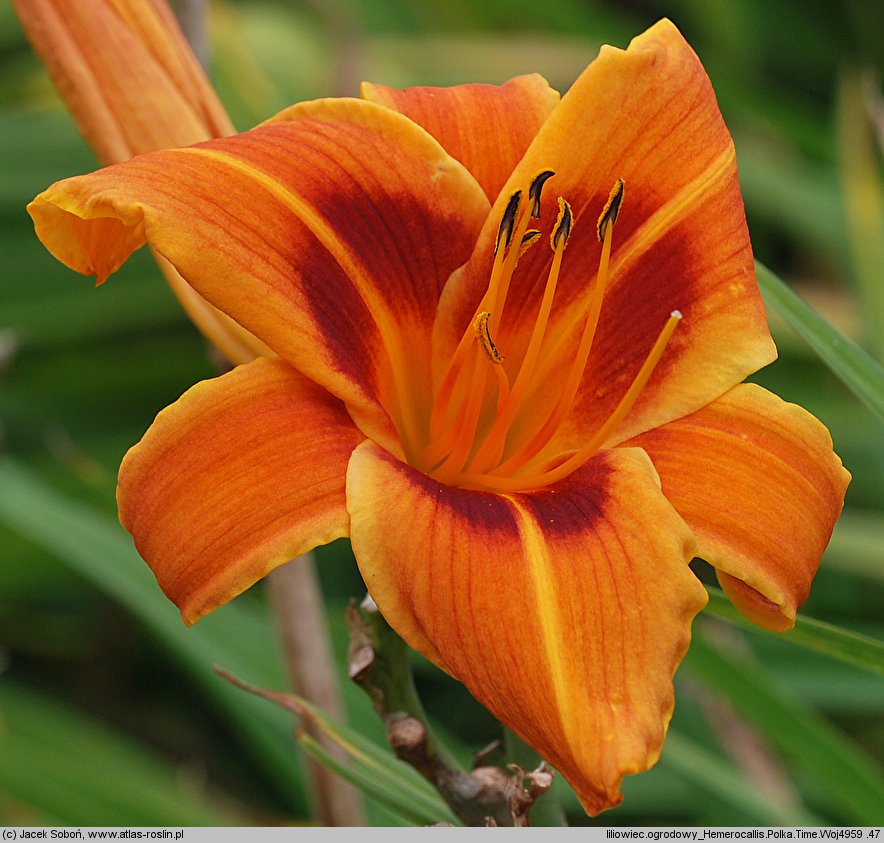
[1,0,882,828]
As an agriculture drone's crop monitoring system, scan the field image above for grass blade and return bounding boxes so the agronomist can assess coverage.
[0,457,306,811]
[215,668,461,827]
[0,681,241,826]
[703,586,884,677]
[685,623,884,824]
[662,731,820,825]
[756,260,884,419]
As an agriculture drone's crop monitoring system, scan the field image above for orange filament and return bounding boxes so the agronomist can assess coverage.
[416,176,680,494]
[431,350,492,481]
[422,309,507,471]
[422,180,545,468]
[468,198,572,473]
[474,310,505,364]
[424,182,542,450]
[489,192,541,335]
[426,242,508,444]
[458,310,682,491]
[491,196,616,477]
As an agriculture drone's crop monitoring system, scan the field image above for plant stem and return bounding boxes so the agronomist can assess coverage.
[268,560,366,826]
[166,0,364,825]
[348,600,558,826]
[168,0,207,66]
[503,728,568,827]
[350,598,462,772]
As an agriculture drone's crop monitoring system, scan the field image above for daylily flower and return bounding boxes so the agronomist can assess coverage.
[13,0,269,363]
[26,20,849,814]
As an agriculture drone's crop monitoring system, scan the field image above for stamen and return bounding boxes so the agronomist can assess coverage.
[494,189,522,255]
[432,351,491,483]
[423,173,649,494]
[550,198,573,250]
[492,364,511,413]
[423,310,507,471]
[427,236,508,442]
[468,199,572,473]
[460,310,683,491]
[495,180,623,475]
[489,189,539,334]
[426,178,539,451]
[597,178,625,242]
[528,170,556,218]
[519,229,542,258]
[474,311,504,364]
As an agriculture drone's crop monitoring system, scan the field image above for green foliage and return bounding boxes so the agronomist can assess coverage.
[1,0,882,828]
[704,586,884,678]
[685,628,884,825]
[756,262,884,420]
[0,681,240,825]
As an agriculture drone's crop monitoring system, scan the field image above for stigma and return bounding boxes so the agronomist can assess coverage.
[416,172,681,492]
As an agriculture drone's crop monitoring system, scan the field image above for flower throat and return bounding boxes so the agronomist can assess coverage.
[415,171,681,492]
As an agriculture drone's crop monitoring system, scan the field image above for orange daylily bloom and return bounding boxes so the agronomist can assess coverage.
[13,0,269,364]
[26,20,849,814]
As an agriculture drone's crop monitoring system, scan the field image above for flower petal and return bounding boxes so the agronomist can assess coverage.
[435,19,774,447]
[12,0,234,164]
[118,357,364,625]
[346,441,706,814]
[360,75,560,202]
[625,383,850,631]
[14,0,273,364]
[28,98,490,453]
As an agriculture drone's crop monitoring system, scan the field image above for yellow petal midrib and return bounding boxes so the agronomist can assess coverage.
[506,495,582,753]
[175,144,422,449]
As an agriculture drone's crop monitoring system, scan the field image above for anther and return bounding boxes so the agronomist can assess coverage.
[551,198,573,250]
[519,229,542,258]
[597,178,625,243]
[474,311,504,364]
[528,170,556,218]
[494,190,522,255]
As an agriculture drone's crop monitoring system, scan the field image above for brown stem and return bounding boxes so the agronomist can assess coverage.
[168,0,208,67]
[268,559,366,826]
[347,599,555,826]
[165,0,365,825]
[299,0,364,96]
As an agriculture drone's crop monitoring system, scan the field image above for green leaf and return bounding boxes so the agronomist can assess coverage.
[837,68,884,361]
[685,623,884,824]
[824,509,884,584]
[661,731,820,825]
[703,586,884,677]
[756,260,884,420]
[0,681,240,826]
[297,735,440,827]
[214,668,461,827]
[0,456,306,812]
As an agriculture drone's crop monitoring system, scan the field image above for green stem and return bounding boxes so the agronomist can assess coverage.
[358,603,464,772]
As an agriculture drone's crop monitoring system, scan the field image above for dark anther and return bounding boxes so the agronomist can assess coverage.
[520,230,542,247]
[552,199,573,249]
[528,170,556,218]
[475,311,505,364]
[597,178,625,243]
[494,189,522,255]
